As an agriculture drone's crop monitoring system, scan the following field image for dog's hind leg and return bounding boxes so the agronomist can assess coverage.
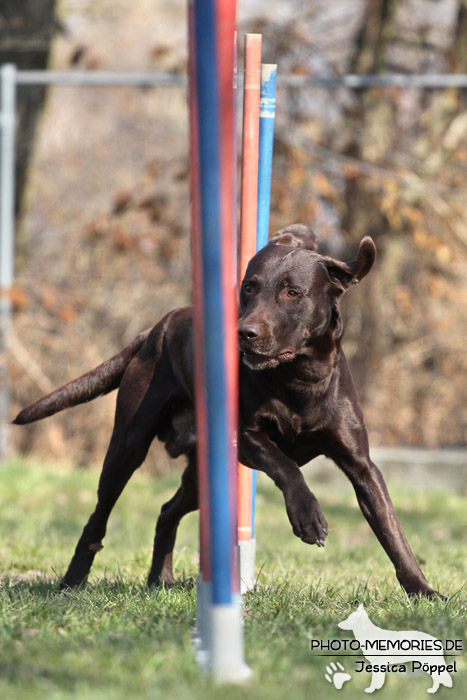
[147,452,198,586]
[60,423,155,589]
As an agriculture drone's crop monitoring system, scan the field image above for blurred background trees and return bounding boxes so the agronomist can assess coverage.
[3,0,466,465]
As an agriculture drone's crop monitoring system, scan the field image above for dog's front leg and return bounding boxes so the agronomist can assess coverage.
[240,430,328,546]
[330,443,436,596]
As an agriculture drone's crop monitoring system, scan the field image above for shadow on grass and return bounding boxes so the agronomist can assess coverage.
[1,574,59,597]
[1,572,197,599]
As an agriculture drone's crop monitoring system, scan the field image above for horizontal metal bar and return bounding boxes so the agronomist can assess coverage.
[15,71,187,87]
[13,69,467,89]
[277,73,467,89]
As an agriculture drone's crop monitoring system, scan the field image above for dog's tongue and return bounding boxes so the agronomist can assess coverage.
[277,349,295,362]
[243,349,295,369]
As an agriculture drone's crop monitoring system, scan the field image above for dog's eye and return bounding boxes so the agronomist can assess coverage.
[286,289,299,298]
[243,283,252,294]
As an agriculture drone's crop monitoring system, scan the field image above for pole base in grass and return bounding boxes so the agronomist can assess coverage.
[194,578,251,682]
[194,575,211,668]
[209,599,252,683]
[239,538,256,593]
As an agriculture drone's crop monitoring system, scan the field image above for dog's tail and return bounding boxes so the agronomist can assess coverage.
[12,328,152,425]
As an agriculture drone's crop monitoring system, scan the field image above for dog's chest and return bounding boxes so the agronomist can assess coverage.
[256,398,302,441]
[254,394,328,443]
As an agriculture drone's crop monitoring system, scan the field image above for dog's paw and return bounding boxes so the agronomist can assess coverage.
[58,577,86,590]
[398,575,441,599]
[285,488,328,546]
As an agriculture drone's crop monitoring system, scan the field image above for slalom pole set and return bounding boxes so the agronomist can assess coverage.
[188,0,276,681]
[238,37,277,593]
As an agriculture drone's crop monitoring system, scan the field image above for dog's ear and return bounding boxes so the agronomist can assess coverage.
[324,236,376,292]
[269,223,319,251]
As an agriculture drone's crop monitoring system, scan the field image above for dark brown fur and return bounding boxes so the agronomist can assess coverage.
[13,225,436,596]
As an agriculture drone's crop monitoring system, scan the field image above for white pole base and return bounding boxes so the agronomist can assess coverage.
[209,597,252,683]
[194,580,252,682]
[194,575,211,669]
[239,538,256,593]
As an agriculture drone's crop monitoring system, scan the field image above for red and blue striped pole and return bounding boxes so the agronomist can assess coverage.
[248,62,278,541]
[189,0,250,681]
[188,0,211,662]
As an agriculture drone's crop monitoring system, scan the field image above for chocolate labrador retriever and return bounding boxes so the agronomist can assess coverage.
[13,224,436,596]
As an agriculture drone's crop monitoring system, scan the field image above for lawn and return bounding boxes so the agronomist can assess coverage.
[0,457,465,699]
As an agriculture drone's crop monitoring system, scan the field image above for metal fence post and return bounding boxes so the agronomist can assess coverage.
[0,63,17,460]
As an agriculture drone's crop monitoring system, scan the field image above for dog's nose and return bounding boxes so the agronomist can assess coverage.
[238,322,260,341]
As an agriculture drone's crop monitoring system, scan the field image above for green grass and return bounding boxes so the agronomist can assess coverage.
[0,458,465,699]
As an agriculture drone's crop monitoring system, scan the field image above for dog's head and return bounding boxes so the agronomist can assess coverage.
[238,228,376,370]
[268,223,319,251]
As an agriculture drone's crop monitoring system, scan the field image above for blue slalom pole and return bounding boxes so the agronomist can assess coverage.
[251,64,277,536]
[256,64,277,250]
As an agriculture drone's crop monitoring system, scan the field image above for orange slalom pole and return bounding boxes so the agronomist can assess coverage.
[238,33,261,591]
